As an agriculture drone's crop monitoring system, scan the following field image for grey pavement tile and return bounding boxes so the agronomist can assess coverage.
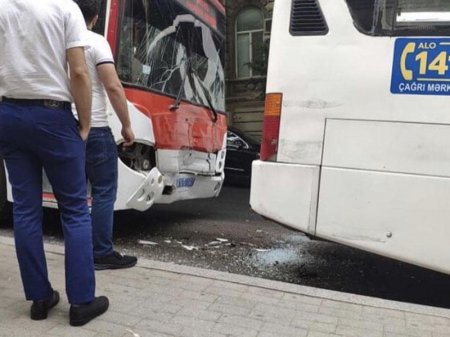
[336,325,383,337]
[179,326,227,337]
[48,325,98,337]
[261,322,308,337]
[101,275,153,291]
[371,315,406,328]
[105,294,146,314]
[120,328,174,337]
[134,318,185,335]
[127,307,174,323]
[338,317,384,331]
[279,299,321,313]
[248,306,295,325]
[83,320,135,337]
[170,315,216,331]
[177,290,220,303]
[101,283,146,295]
[282,293,323,306]
[212,322,259,337]
[404,313,450,326]
[212,294,259,309]
[309,321,337,334]
[98,310,142,327]
[138,293,181,307]
[146,283,185,299]
[406,320,450,333]
[175,308,222,321]
[0,315,60,333]
[383,333,411,337]
[218,313,264,330]
[291,311,339,325]
[362,306,406,319]
[307,333,341,337]
[383,324,433,337]
[155,303,184,315]
[208,302,253,316]
[0,327,47,337]
[166,298,212,312]
[0,308,21,321]
[240,293,282,306]
[204,285,246,298]
[256,333,281,337]
[319,306,363,320]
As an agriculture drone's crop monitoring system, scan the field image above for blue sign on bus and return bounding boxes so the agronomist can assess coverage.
[391,38,450,96]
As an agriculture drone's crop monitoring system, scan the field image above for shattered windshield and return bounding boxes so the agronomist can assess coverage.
[117,0,225,111]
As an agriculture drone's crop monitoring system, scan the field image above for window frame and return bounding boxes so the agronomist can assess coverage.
[235,6,265,79]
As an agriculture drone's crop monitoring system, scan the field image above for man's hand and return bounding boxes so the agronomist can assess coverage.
[79,126,91,141]
[121,126,135,146]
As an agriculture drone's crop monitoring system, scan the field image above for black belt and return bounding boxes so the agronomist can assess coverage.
[2,97,71,110]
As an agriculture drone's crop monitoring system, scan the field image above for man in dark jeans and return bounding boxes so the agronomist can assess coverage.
[74,0,138,270]
[0,0,108,326]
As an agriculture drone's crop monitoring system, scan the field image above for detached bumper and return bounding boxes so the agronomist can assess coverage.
[126,167,164,211]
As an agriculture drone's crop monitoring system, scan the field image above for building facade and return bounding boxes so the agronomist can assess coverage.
[224,0,274,140]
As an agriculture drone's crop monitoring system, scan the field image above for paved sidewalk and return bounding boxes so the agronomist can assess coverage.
[1,236,450,337]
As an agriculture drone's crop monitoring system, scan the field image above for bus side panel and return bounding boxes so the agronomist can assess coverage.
[250,161,319,234]
[323,119,450,177]
[316,167,450,275]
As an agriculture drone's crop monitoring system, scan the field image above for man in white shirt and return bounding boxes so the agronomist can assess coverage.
[0,0,108,326]
[74,0,137,270]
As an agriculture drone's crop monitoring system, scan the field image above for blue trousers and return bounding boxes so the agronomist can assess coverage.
[86,127,118,258]
[0,102,95,304]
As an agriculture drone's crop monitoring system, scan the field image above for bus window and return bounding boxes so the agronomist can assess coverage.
[117,0,225,111]
[380,0,450,35]
[344,0,450,36]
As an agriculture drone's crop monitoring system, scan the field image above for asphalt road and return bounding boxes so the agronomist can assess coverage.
[1,185,450,309]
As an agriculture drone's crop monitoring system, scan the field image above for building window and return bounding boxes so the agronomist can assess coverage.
[236,7,264,78]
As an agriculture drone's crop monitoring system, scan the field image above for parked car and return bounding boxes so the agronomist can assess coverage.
[225,127,260,187]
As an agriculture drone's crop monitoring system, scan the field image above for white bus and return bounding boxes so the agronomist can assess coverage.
[250,0,450,275]
[0,0,227,218]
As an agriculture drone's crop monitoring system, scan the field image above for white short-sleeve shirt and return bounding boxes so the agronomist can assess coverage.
[0,0,88,102]
[84,31,115,127]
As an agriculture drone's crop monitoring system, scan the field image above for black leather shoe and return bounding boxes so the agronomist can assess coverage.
[30,290,60,320]
[94,251,137,270]
[69,296,109,326]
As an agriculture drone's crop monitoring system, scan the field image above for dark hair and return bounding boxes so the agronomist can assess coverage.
[74,0,99,22]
